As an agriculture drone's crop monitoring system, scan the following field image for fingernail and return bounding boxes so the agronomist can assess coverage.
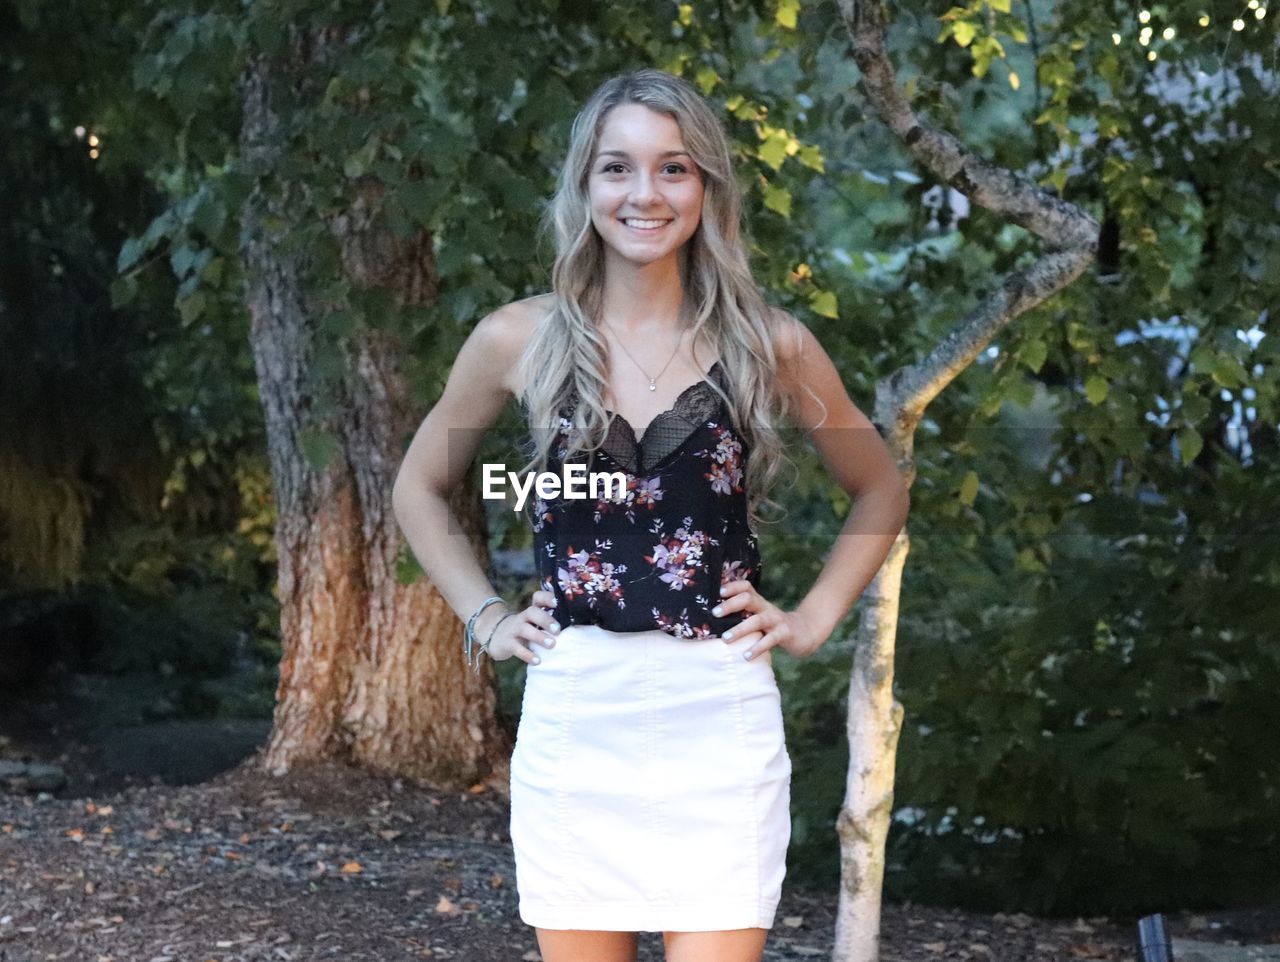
[532,656,541,665]
[723,630,734,640]
[550,621,561,633]
[545,635,555,646]
[719,586,729,597]
[743,650,754,660]
[712,606,723,616]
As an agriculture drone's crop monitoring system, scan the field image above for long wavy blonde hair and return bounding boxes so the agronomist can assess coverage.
[515,68,810,530]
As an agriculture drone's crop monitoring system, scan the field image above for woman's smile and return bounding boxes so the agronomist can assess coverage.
[620,217,673,233]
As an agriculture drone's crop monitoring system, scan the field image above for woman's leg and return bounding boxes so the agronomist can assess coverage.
[535,927,639,962]
[662,928,768,962]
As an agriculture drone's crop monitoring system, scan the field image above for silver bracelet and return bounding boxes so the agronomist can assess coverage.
[465,595,507,671]
[476,611,516,673]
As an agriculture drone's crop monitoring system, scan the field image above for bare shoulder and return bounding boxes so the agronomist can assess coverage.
[765,305,819,378]
[763,305,853,434]
[493,292,555,396]
[457,294,549,395]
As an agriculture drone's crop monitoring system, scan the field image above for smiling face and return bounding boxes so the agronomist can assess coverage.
[588,103,705,269]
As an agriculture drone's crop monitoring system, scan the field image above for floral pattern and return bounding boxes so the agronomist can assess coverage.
[592,473,666,524]
[652,601,717,640]
[530,495,554,534]
[695,422,746,496]
[558,540,628,611]
[645,516,719,591]
[527,379,762,640]
[721,557,754,585]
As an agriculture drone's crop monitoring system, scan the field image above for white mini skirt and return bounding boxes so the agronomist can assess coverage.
[508,621,792,932]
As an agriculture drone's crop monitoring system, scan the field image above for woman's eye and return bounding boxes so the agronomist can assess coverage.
[601,163,689,175]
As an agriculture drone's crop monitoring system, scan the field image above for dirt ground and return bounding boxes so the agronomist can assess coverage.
[2,689,1278,961]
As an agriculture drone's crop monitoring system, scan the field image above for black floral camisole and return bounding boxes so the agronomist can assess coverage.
[524,360,762,639]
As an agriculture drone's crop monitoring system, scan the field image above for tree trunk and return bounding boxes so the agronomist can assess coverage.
[830,2,1101,959]
[238,30,511,787]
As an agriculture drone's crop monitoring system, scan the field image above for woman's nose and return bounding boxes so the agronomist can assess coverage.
[628,174,659,203]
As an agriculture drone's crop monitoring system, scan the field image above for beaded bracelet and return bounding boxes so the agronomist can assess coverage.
[465,595,507,672]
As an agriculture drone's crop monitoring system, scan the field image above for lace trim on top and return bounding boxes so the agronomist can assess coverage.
[562,361,727,476]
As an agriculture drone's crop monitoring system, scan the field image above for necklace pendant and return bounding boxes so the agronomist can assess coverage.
[648,381,657,391]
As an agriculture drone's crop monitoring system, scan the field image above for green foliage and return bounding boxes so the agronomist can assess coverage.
[884,434,1280,914]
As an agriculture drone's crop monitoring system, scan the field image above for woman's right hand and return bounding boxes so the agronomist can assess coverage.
[485,589,561,665]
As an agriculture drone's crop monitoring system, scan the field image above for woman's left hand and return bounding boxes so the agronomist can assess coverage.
[712,580,825,659]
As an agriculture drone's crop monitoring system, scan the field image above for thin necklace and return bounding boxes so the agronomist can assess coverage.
[603,319,685,392]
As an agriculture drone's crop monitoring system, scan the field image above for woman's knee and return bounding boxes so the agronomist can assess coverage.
[535,927,638,962]
[662,927,768,962]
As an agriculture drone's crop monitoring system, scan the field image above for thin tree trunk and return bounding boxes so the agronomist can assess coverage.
[238,28,510,787]
[831,2,1101,959]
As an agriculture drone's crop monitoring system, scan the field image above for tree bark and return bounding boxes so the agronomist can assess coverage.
[830,3,1101,959]
[238,28,511,787]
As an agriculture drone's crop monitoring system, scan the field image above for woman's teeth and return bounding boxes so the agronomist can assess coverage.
[622,218,670,230]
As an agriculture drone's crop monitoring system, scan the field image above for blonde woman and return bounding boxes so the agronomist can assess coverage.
[393,68,910,962]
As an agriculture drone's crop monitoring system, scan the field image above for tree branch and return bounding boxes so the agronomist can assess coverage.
[837,0,1100,422]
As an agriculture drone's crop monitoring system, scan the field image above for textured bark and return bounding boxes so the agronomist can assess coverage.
[830,3,1101,960]
[238,30,511,787]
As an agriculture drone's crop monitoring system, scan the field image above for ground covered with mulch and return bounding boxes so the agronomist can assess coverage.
[2,693,1278,962]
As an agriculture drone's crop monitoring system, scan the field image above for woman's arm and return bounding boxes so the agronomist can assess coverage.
[773,311,912,646]
[391,303,526,644]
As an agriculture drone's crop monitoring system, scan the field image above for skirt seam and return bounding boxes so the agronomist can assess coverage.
[553,629,591,902]
[723,641,763,913]
[648,632,677,906]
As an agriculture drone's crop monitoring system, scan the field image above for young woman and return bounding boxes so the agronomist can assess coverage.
[393,69,910,962]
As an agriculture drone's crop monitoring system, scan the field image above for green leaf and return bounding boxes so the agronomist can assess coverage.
[1066,321,1095,352]
[300,428,341,472]
[952,20,977,47]
[757,129,791,170]
[989,0,1011,11]
[761,181,792,217]
[775,0,800,28]
[323,308,359,339]
[201,256,226,284]
[178,290,207,326]
[118,237,143,274]
[397,180,447,229]
[1020,338,1048,373]
[1210,355,1247,389]
[1084,373,1109,405]
[795,143,825,173]
[343,137,379,179]
[109,274,138,309]
[1098,52,1121,89]
[1177,426,1203,466]
[1180,391,1210,424]
[808,289,838,319]
[170,245,198,278]
[959,469,980,506]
